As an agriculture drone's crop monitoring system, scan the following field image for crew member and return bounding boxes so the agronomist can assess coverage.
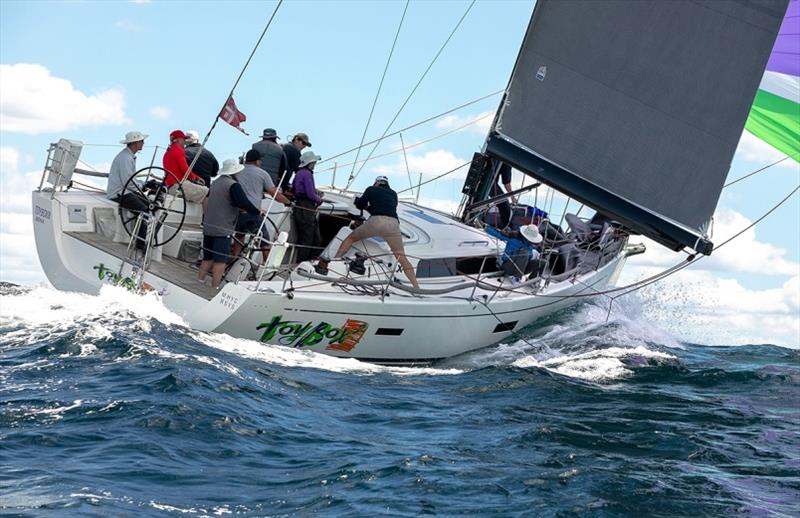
[198,159,262,289]
[324,175,419,289]
[490,160,516,229]
[184,130,219,187]
[107,130,149,249]
[251,128,287,186]
[231,149,291,261]
[485,224,544,282]
[281,132,311,192]
[163,129,209,207]
[291,150,323,263]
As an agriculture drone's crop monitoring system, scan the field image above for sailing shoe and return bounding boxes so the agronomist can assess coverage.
[314,259,329,276]
[348,254,367,276]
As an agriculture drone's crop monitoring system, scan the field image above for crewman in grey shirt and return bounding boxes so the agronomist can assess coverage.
[107,131,151,250]
[231,149,291,260]
[251,128,287,186]
[107,130,147,200]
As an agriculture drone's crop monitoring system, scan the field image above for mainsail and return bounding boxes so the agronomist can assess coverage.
[746,0,799,161]
[484,0,789,254]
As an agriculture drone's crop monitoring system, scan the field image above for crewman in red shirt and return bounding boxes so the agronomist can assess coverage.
[163,130,209,208]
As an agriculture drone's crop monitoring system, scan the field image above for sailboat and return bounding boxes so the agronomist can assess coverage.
[31,0,790,365]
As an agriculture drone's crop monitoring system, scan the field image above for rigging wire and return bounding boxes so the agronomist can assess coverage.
[346,0,477,188]
[316,112,491,174]
[723,152,799,188]
[348,0,410,182]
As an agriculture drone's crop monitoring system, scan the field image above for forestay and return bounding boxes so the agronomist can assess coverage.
[486,0,788,253]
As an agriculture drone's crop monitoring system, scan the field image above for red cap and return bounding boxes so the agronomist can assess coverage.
[170,130,187,141]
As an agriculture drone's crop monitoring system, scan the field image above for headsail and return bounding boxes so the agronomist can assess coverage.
[485,0,788,254]
[746,0,799,161]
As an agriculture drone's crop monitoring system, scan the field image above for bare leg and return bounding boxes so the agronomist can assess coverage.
[211,262,226,288]
[394,252,419,289]
[334,235,356,259]
[198,260,213,281]
[231,235,243,261]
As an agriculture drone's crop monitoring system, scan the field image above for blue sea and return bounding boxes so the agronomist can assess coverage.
[1,284,798,517]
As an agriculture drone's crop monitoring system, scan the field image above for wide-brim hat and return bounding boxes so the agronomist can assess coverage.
[120,131,148,144]
[519,224,543,244]
[262,128,278,139]
[220,158,245,176]
[299,151,322,168]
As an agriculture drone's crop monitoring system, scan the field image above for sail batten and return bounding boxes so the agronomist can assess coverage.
[489,0,788,254]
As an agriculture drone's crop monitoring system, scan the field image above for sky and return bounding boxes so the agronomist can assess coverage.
[1,0,798,347]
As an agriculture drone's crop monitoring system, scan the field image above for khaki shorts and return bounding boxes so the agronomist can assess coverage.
[169,182,208,203]
[350,215,405,255]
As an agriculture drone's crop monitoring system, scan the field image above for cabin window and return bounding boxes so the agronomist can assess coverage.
[416,256,501,278]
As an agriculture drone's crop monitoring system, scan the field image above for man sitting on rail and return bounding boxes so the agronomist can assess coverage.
[107,130,150,250]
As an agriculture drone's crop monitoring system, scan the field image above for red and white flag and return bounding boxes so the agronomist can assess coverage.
[219,95,249,135]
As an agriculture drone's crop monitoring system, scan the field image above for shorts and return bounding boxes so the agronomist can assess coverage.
[202,235,231,263]
[236,212,264,234]
[169,182,208,203]
[350,215,404,254]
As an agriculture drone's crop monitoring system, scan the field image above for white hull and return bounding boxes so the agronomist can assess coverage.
[33,191,629,365]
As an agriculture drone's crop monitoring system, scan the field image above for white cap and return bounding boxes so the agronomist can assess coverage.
[375,175,389,184]
[120,131,148,144]
[185,130,200,144]
[219,158,245,176]
[519,224,543,244]
[299,150,322,168]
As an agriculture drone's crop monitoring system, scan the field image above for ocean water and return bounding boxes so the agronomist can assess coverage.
[1,284,798,517]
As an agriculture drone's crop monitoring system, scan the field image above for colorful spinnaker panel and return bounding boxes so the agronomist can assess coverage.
[486,0,788,254]
[746,0,800,161]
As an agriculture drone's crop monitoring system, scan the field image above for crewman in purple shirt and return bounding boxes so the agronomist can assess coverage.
[291,151,323,262]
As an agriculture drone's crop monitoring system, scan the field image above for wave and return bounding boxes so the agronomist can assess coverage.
[3,284,790,386]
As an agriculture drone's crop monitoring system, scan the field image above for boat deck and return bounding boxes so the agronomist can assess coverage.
[65,231,219,300]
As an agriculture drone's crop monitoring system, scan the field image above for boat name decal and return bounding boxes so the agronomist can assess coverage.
[34,205,51,223]
[257,315,369,351]
[92,262,165,295]
[94,262,137,290]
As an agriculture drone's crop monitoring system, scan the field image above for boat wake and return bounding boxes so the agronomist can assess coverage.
[2,284,682,383]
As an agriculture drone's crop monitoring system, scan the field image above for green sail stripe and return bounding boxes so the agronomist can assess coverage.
[745,88,800,162]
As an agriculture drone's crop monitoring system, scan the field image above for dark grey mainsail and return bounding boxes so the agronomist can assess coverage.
[485,0,788,253]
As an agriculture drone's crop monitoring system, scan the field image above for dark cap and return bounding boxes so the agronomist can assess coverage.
[262,128,278,140]
[245,149,261,162]
[293,132,311,147]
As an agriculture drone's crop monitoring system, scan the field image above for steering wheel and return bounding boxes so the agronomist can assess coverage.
[119,166,187,247]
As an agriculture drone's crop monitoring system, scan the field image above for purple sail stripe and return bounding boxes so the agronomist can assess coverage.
[766,2,799,76]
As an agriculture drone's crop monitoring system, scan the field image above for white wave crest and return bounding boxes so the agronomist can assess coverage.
[0,285,185,345]
[195,331,463,376]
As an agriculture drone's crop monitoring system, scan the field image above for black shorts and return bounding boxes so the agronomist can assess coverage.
[235,212,264,234]
[203,235,231,263]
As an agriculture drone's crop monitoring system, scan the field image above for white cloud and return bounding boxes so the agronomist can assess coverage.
[628,207,799,277]
[372,149,468,181]
[0,146,47,285]
[0,64,129,135]
[619,266,799,348]
[734,131,798,170]
[114,20,145,32]
[434,110,493,136]
[148,105,171,120]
